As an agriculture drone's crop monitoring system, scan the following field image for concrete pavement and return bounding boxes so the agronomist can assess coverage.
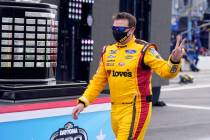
[145,70,210,140]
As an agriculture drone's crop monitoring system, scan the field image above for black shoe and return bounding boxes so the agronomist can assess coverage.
[191,67,200,72]
[153,101,167,107]
[195,68,200,72]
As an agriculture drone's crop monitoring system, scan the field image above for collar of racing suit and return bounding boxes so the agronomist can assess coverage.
[117,35,136,48]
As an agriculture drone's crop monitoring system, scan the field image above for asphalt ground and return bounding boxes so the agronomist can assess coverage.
[145,71,210,140]
[1,71,210,140]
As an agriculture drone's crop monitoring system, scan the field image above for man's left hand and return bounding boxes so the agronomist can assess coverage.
[171,35,186,62]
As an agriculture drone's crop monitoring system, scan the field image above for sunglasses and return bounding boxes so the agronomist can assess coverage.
[112,26,131,32]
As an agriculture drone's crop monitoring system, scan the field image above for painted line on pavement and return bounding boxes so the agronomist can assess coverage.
[197,138,210,140]
[162,84,210,91]
[167,103,210,110]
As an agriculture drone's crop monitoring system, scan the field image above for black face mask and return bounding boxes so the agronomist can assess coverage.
[112,30,129,43]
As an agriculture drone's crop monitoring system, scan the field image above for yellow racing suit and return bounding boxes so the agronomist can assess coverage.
[78,36,181,140]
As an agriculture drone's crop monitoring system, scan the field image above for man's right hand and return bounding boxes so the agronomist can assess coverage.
[72,103,85,120]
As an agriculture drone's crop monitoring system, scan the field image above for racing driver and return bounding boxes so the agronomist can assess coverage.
[72,12,185,140]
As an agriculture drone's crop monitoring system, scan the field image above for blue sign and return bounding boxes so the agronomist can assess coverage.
[0,110,115,140]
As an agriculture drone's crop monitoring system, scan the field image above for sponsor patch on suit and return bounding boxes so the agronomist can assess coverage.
[109,50,117,54]
[125,50,136,54]
[106,63,114,66]
[107,59,115,62]
[108,55,116,59]
[112,70,132,77]
[170,65,178,73]
[118,62,125,66]
[150,48,161,59]
[125,55,134,59]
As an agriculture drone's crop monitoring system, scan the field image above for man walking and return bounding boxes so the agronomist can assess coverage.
[72,12,185,140]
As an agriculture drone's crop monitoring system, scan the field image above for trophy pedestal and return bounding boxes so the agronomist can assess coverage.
[0,81,87,103]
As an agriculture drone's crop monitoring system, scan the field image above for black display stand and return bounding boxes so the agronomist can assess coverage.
[0,82,87,103]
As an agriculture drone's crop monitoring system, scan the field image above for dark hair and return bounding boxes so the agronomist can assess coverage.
[112,12,136,28]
